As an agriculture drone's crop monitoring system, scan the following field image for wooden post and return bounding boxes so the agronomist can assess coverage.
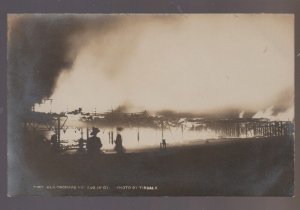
[86,127,89,140]
[57,116,61,145]
[108,132,111,144]
[161,120,164,139]
[254,123,257,137]
[284,123,287,136]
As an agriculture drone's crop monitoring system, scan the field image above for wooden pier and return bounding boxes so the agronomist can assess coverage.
[196,120,294,139]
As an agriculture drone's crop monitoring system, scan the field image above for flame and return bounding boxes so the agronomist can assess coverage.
[274,106,294,121]
[239,111,245,118]
[252,106,294,121]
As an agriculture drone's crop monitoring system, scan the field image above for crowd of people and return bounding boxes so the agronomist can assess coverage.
[50,127,125,155]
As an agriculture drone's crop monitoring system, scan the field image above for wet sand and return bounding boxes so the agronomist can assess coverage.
[23,135,294,196]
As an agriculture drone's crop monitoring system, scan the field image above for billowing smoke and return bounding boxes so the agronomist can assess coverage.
[8,14,294,117]
[8,14,182,114]
[8,14,124,114]
[32,14,293,117]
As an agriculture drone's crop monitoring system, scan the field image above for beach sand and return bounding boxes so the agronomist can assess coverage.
[22,135,294,196]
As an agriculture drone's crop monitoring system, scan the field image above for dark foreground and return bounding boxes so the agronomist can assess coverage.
[21,135,294,196]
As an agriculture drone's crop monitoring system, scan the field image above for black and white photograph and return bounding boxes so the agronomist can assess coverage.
[7,14,294,196]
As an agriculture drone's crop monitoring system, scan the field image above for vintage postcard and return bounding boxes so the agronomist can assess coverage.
[7,14,294,196]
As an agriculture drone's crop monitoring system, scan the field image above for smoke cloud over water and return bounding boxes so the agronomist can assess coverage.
[8,14,294,117]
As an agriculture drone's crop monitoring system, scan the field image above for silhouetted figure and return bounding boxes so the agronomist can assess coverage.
[86,127,102,156]
[114,134,124,153]
[160,139,167,150]
[50,133,60,153]
[77,138,85,153]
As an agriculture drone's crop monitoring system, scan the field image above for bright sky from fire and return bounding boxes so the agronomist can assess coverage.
[33,14,294,120]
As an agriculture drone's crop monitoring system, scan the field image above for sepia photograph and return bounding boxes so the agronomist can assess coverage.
[7,14,294,196]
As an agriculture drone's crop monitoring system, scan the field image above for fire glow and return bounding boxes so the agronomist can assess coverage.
[32,14,293,116]
[252,106,294,121]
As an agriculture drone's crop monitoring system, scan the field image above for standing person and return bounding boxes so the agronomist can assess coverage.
[162,139,167,149]
[114,127,124,153]
[50,133,59,153]
[86,127,102,156]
